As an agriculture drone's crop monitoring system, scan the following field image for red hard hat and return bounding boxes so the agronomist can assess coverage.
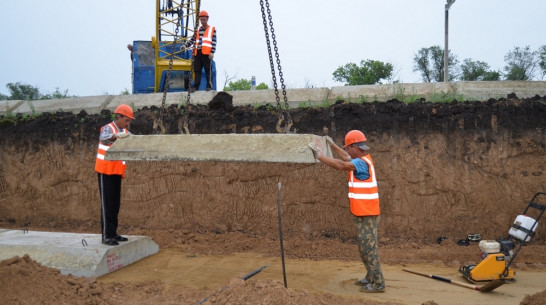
[344,130,367,147]
[114,104,135,119]
[199,10,209,17]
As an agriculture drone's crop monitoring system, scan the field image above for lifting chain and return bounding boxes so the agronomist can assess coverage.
[156,6,182,135]
[260,0,293,133]
[182,3,201,135]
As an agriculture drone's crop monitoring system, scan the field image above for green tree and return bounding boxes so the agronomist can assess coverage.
[460,59,500,81]
[256,83,269,90]
[5,82,40,100]
[40,87,76,99]
[413,46,459,82]
[332,59,394,85]
[224,78,268,91]
[503,45,538,81]
[1,82,75,100]
[538,45,546,79]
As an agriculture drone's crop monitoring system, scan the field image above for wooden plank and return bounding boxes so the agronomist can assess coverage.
[105,134,332,163]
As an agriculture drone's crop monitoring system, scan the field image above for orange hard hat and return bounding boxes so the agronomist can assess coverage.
[344,130,368,149]
[114,104,135,119]
[199,10,209,17]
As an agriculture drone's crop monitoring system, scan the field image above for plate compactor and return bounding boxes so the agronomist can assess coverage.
[459,192,545,283]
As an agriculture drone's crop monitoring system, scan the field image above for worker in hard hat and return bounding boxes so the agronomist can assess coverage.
[308,130,385,293]
[95,104,135,246]
[185,10,216,92]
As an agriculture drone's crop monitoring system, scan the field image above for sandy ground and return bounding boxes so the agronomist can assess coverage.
[99,249,546,305]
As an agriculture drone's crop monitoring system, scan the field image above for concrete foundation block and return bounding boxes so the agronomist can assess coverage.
[0,229,159,277]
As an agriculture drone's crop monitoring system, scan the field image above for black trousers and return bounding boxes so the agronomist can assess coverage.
[192,50,213,90]
[98,173,122,240]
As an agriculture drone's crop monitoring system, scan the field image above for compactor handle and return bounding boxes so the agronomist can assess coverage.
[522,192,546,217]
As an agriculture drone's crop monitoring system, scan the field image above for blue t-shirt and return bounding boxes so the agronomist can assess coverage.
[350,158,370,180]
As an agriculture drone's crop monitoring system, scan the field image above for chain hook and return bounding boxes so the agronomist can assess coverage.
[260,0,292,133]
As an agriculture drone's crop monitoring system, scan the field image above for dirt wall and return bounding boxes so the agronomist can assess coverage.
[1,95,545,244]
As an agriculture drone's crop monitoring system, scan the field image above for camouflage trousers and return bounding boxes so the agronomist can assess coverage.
[354,215,385,288]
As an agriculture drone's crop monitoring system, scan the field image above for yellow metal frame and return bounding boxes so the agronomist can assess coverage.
[469,253,516,281]
[153,0,200,92]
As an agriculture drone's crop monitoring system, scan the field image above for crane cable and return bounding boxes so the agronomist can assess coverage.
[260,0,293,133]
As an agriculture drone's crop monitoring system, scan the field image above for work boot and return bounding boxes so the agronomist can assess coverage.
[354,278,370,286]
[115,235,128,242]
[359,284,385,293]
[102,238,119,246]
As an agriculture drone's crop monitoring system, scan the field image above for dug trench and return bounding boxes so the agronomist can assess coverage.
[0,93,545,305]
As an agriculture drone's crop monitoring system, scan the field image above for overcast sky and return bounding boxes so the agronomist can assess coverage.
[0,0,544,97]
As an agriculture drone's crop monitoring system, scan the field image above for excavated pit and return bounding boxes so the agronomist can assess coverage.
[1,94,545,305]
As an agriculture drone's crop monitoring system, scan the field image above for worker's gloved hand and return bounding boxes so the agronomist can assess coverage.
[308,142,321,159]
[209,53,214,60]
[116,132,130,139]
[324,136,334,146]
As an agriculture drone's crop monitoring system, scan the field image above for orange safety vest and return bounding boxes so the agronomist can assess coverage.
[193,26,215,56]
[94,122,128,178]
[347,155,380,216]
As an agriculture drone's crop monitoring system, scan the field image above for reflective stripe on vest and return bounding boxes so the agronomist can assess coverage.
[94,122,127,177]
[347,155,380,216]
[193,26,215,56]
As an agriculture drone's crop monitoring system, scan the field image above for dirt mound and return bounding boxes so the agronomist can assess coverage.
[0,255,402,305]
[520,290,546,305]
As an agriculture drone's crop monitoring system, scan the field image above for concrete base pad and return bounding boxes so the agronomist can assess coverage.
[0,229,159,277]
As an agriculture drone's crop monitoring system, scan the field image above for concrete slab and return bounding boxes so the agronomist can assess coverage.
[105,134,332,163]
[13,95,113,115]
[0,100,25,115]
[229,88,330,107]
[452,81,546,100]
[2,82,545,116]
[328,83,454,102]
[0,229,159,278]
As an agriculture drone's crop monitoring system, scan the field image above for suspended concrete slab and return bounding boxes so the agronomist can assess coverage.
[105,134,332,163]
[0,229,159,278]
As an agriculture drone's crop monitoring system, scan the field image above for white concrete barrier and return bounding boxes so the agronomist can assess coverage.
[1,81,545,116]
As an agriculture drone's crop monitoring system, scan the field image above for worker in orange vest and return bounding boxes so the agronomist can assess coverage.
[185,10,216,92]
[308,130,385,293]
[95,104,135,246]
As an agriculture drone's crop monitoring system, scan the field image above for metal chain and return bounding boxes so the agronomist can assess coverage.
[260,0,292,133]
[182,3,200,134]
[157,7,182,135]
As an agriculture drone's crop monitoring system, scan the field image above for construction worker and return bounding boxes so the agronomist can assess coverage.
[308,131,385,293]
[185,10,216,92]
[95,104,135,246]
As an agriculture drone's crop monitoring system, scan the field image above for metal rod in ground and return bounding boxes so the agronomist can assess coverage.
[278,182,288,288]
[194,264,270,305]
